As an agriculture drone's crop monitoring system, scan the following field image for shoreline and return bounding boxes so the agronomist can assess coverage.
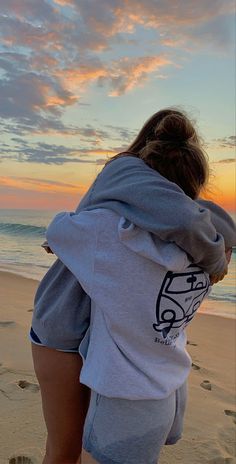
[0,264,235,320]
[0,262,50,283]
[0,266,40,283]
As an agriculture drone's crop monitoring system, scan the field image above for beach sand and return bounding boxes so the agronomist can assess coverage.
[0,271,235,464]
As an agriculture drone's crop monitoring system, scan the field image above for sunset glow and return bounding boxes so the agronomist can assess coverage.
[0,0,235,212]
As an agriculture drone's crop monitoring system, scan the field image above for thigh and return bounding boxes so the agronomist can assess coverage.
[83,391,176,464]
[32,344,90,461]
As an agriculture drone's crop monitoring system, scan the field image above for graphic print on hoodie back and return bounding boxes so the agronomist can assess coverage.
[154,266,209,341]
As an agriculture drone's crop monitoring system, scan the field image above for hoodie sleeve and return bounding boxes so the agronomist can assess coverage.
[84,156,226,275]
[46,211,97,296]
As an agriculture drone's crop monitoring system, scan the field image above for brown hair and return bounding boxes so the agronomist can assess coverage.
[109,108,209,199]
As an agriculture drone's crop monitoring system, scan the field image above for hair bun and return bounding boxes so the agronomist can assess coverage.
[154,113,195,144]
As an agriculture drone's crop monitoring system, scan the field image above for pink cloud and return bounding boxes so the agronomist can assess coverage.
[2,0,233,54]
[0,0,234,136]
[107,55,172,95]
[0,16,64,51]
[54,0,234,47]
[56,54,172,97]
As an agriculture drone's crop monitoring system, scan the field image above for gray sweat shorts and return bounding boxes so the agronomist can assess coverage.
[83,382,187,464]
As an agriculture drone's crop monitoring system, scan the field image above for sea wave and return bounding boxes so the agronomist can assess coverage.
[208,293,236,304]
[0,222,46,237]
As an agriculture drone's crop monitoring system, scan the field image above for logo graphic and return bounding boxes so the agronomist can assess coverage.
[153,266,210,339]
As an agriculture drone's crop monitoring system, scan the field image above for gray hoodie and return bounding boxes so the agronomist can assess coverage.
[42,203,235,400]
[32,156,227,351]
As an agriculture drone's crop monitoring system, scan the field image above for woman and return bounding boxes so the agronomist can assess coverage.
[31,108,229,463]
[44,200,234,464]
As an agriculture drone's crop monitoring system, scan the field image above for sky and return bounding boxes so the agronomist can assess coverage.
[0,0,235,212]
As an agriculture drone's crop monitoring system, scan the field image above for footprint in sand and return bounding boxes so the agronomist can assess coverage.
[9,456,35,464]
[17,380,39,393]
[224,410,236,425]
[192,363,201,370]
[0,321,16,327]
[200,380,212,391]
[187,340,198,346]
[208,458,234,463]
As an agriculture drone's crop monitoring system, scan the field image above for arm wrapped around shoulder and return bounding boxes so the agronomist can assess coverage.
[176,205,227,276]
[84,156,227,276]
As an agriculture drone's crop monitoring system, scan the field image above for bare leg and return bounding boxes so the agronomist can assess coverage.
[32,344,90,464]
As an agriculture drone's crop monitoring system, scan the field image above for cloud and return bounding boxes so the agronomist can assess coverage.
[0,118,75,137]
[216,158,235,164]
[0,139,116,165]
[214,136,236,149]
[0,70,76,117]
[105,55,172,96]
[54,54,172,100]
[14,177,81,188]
[2,1,234,56]
[53,0,234,51]
[0,0,234,140]
[0,16,62,51]
[0,175,86,194]
[0,48,172,135]
[0,176,89,209]
[1,0,56,22]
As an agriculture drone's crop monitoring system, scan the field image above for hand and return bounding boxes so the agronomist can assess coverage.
[41,241,54,254]
[209,266,228,285]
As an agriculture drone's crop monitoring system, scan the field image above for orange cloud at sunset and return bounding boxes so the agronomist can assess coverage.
[53,0,71,5]
[0,190,81,211]
[45,94,77,109]
[56,55,172,97]
[1,23,62,52]
[0,175,89,211]
[108,56,172,96]
[32,80,77,112]
[0,176,87,195]
[57,66,107,92]
[83,150,115,157]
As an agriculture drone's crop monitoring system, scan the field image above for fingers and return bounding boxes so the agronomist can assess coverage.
[45,247,54,254]
[41,241,54,254]
[210,267,228,285]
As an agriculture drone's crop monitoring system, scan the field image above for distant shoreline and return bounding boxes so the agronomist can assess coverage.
[0,261,53,283]
[0,266,235,320]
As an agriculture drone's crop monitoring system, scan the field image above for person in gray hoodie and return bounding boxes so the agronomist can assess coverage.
[31,109,230,464]
[32,200,235,464]
[40,200,235,464]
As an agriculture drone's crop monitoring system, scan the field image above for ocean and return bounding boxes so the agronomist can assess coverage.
[0,208,235,319]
